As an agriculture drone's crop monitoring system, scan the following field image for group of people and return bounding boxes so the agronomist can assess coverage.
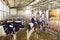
[31,10,47,31]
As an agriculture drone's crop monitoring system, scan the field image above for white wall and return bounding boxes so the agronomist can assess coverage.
[17,6,32,20]
[18,9,32,20]
[10,8,17,15]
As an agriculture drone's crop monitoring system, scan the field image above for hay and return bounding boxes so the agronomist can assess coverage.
[16,29,27,40]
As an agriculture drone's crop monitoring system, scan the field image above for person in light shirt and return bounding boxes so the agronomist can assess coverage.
[36,12,40,24]
[41,11,46,31]
[31,10,35,23]
[36,12,42,29]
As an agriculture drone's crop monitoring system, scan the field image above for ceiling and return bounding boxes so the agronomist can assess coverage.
[31,0,60,10]
[7,0,35,9]
[4,0,60,10]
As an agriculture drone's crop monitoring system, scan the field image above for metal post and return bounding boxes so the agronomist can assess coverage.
[48,0,51,35]
[57,14,60,40]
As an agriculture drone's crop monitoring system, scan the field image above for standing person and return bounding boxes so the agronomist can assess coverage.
[36,12,42,29]
[31,10,35,23]
[36,12,40,24]
[41,11,46,31]
[36,12,40,29]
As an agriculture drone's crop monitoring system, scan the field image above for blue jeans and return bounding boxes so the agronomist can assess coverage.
[42,20,46,25]
[42,20,46,31]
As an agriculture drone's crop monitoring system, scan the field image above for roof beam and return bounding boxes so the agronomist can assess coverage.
[14,0,15,7]
[10,7,18,9]
[3,0,10,7]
